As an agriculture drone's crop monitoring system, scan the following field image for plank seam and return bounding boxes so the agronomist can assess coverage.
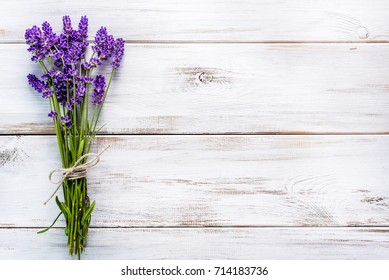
[2,41,389,45]
[2,133,389,136]
[2,226,389,229]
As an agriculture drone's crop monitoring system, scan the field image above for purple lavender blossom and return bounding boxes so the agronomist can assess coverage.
[78,16,88,40]
[91,75,106,105]
[41,89,54,98]
[54,16,89,70]
[65,102,74,111]
[111,38,125,69]
[48,110,58,118]
[26,16,124,118]
[25,26,45,61]
[71,83,86,105]
[60,116,72,128]
[27,74,46,93]
[81,62,92,70]
[83,196,90,204]
[75,76,94,83]
[83,57,103,70]
[53,72,69,104]
[63,16,72,33]
[27,74,55,99]
[59,16,83,67]
[41,70,68,104]
[42,22,55,39]
[93,27,115,60]
[53,34,67,67]
[41,21,57,56]
[91,58,102,66]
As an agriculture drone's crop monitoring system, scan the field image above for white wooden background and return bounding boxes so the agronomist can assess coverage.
[1,0,389,259]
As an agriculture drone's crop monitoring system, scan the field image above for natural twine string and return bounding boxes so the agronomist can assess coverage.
[44,145,110,205]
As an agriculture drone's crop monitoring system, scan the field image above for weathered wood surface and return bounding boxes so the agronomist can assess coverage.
[2,44,389,134]
[1,0,389,42]
[1,136,389,227]
[1,228,388,260]
[1,0,389,260]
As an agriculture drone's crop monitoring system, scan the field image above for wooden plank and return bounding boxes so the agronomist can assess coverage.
[1,227,388,259]
[2,44,389,134]
[1,135,389,227]
[1,1,389,42]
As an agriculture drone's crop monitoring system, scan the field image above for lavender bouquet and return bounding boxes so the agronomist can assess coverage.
[25,16,124,259]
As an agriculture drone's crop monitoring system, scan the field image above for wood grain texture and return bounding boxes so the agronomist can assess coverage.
[1,0,388,260]
[1,228,388,259]
[1,135,389,227]
[2,44,389,134]
[1,0,389,42]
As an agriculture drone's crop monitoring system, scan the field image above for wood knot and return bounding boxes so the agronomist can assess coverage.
[198,72,213,84]
[356,26,369,39]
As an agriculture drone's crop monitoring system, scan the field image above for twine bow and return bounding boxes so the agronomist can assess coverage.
[44,145,110,205]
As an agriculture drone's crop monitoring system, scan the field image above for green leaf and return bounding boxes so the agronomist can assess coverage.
[81,201,96,226]
[77,139,85,159]
[69,134,76,160]
[95,123,107,134]
[55,196,65,213]
[37,212,62,234]
[56,196,70,220]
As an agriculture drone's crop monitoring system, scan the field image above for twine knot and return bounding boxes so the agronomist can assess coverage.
[44,145,110,205]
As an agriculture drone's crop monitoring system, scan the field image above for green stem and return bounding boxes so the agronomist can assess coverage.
[87,68,115,153]
[37,51,99,260]
[37,212,62,234]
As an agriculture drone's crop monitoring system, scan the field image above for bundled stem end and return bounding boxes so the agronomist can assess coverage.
[38,178,95,260]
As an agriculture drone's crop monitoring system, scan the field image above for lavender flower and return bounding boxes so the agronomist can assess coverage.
[27,74,45,93]
[82,57,102,70]
[60,116,72,128]
[25,26,45,61]
[41,21,57,56]
[111,38,125,69]
[75,76,94,83]
[83,196,90,204]
[27,16,125,110]
[54,16,89,70]
[81,62,92,70]
[48,111,58,118]
[42,22,56,41]
[91,57,102,66]
[42,70,68,104]
[41,69,57,79]
[70,82,86,105]
[53,73,69,104]
[78,16,88,40]
[91,75,106,105]
[27,74,53,98]
[63,16,72,33]
[65,102,74,111]
[93,27,115,60]
[41,89,54,98]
